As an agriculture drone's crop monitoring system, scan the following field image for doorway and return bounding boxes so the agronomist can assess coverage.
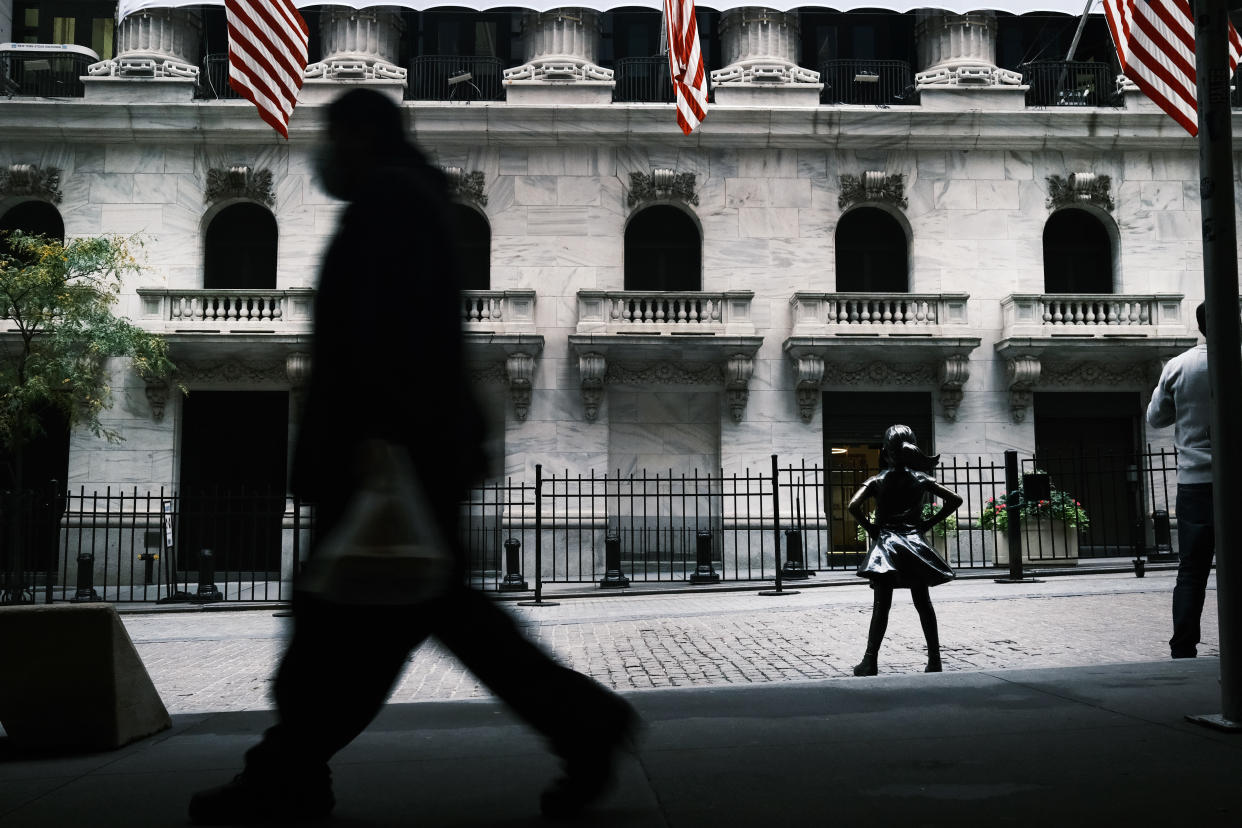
[1033,392,1141,557]
[823,391,934,554]
[178,391,288,576]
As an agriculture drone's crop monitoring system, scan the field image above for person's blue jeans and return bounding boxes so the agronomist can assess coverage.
[1170,483,1215,657]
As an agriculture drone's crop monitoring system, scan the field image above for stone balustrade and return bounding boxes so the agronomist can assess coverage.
[576,290,756,336]
[789,292,969,335]
[1000,294,1188,339]
[461,289,537,332]
[136,288,314,332]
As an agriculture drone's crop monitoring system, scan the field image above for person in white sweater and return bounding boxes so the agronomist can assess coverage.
[1146,303,1213,658]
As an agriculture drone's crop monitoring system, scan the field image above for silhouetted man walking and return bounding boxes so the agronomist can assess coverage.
[189,89,635,825]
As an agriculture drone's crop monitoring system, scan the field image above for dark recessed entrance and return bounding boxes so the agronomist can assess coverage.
[178,391,288,576]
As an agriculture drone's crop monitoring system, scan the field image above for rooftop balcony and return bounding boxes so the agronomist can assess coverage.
[995,293,1197,422]
[568,290,763,423]
[0,44,96,98]
[783,292,980,422]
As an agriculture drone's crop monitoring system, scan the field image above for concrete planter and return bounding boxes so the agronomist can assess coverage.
[994,518,1079,566]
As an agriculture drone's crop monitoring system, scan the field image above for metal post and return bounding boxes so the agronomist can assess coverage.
[782,529,810,580]
[1189,0,1242,730]
[690,529,720,584]
[995,450,1039,584]
[193,548,223,603]
[70,551,100,603]
[518,464,557,606]
[599,529,630,588]
[499,537,529,592]
[760,454,798,596]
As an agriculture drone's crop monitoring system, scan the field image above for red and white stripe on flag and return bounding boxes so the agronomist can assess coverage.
[1104,0,1241,136]
[225,0,309,139]
[664,0,709,135]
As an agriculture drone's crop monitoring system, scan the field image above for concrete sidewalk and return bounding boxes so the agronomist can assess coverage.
[2,658,1238,827]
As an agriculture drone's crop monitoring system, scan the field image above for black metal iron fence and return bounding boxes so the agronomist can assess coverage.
[407,56,504,101]
[819,60,914,106]
[1021,60,1117,107]
[0,449,1179,604]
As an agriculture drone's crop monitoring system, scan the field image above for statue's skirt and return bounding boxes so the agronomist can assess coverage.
[856,528,955,588]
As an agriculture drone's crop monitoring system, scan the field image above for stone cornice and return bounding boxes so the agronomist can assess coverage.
[0,99,1218,151]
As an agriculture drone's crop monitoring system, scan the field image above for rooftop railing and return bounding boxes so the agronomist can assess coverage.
[613,56,674,103]
[196,53,242,100]
[819,60,915,106]
[1021,60,1117,107]
[407,55,504,101]
[0,46,95,98]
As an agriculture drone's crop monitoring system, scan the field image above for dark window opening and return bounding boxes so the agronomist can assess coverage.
[835,207,908,293]
[1043,209,1113,294]
[453,204,490,291]
[13,1,115,60]
[624,206,701,291]
[204,203,278,290]
[0,200,65,243]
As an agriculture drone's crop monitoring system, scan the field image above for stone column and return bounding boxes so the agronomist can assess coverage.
[711,8,821,106]
[914,12,1024,109]
[84,8,201,101]
[503,9,614,104]
[306,6,406,80]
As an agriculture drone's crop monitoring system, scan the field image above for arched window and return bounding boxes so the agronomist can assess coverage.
[453,204,490,290]
[834,207,908,292]
[624,205,701,291]
[204,203,277,289]
[0,200,65,243]
[1043,209,1113,293]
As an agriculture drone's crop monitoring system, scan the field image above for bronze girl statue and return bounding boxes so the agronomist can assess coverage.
[848,424,962,676]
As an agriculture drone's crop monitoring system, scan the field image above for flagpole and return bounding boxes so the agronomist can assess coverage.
[1189,0,1242,731]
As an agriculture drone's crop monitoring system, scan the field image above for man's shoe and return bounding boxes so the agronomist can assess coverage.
[541,702,640,819]
[188,773,335,825]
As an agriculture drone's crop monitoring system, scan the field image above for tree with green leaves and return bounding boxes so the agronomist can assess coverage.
[0,231,177,492]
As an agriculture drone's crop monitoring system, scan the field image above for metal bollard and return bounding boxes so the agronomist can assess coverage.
[781,529,810,580]
[499,537,529,592]
[193,548,223,603]
[71,551,101,602]
[689,530,720,584]
[598,530,630,588]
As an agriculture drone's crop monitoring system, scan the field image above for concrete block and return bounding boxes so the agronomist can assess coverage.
[0,604,170,751]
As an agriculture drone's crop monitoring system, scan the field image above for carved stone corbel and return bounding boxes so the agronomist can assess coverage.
[0,164,63,203]
[205,165,274,207]
[839,171,907,210]
[1005,355,1041,423]
[144,379,169,421]
[795,354,825,422]
[938,354,971,422]
[724,353,755,424]
[286,352,312,412]
[505,352,535,421]
[627,170,699,207]
[442,166,488,207]
[579,352,606,421]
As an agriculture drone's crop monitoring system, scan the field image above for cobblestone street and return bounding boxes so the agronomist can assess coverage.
[121,569,1219,714]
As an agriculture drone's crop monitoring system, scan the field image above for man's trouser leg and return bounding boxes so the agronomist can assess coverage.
[1170,483,1215,658]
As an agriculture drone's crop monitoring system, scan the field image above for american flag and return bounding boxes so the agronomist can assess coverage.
[1104,0,1241,136]
[225,0,309,139]
[664,0,708,135]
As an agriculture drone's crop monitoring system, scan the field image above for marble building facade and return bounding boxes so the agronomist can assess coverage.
[0,2,1224,566]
